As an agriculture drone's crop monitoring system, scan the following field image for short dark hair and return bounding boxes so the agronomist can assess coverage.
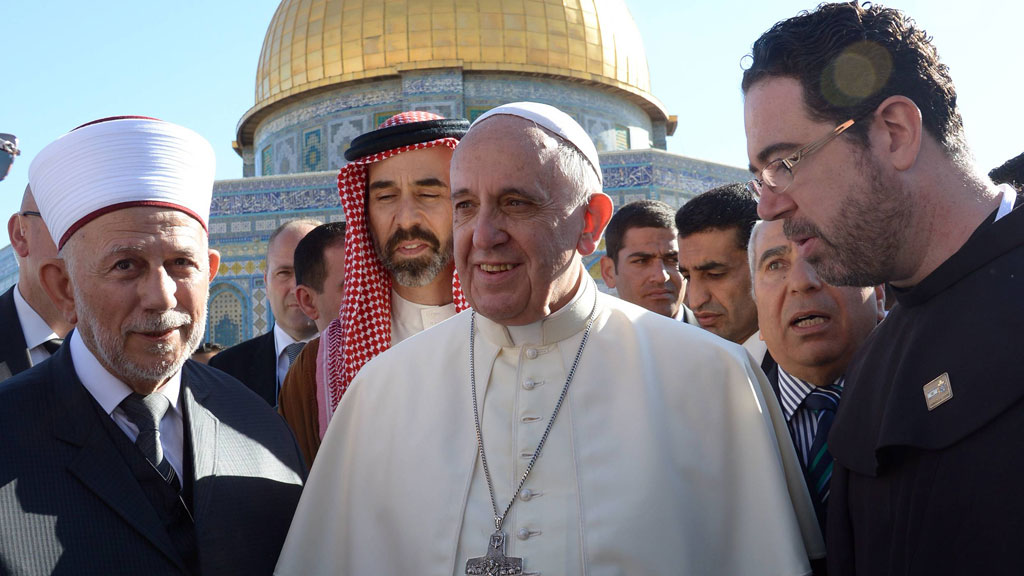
[294,221,347,292]
[990,152,1024,192]
[742,2,967,161]
[675,184,758,250]
[604,200,676,266]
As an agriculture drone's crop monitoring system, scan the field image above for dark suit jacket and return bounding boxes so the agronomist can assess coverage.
[0,344,306,575]
[209,331,277,406]
[0,286,31,382]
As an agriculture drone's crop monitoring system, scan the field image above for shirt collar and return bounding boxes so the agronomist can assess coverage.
[70,328,182,416]
[477,268,596,348]
[12,283,58,349]
[777,366,844,421]
[741,331,768,365]
[274,323,314,360]
[390,289,457,345]
[995,183,1017,222]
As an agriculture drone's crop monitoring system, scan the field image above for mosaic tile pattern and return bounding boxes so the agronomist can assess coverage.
[251,71,655,176]
[302,128,326,172]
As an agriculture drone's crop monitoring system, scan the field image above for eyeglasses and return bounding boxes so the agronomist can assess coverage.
[747,119,855,199]
[19,211,41,218]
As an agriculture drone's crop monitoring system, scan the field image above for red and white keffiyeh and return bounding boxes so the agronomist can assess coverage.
[316,111,469,437]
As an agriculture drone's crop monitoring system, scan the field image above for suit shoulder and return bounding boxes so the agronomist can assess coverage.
[209,332,272,368]
[0,364,52,430]
[185,360,271,405]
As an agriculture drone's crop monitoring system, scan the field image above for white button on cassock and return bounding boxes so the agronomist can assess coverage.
[523,379,537,390]
[525,348,538,359]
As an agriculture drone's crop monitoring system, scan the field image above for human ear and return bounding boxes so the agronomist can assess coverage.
[39,258,78,325]
[8,214,29,257]
[294,285,320,321]
[873,95,922,172]
[208,250,221,282]
[599,255,618,288]
[577,192,613,255]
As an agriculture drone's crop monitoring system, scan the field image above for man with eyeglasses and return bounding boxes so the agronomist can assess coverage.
[744,3,1022,575]
[1,186,71,382]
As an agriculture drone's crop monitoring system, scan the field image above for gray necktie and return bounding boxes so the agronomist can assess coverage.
[285,341,306,367]
[120,392,178,488]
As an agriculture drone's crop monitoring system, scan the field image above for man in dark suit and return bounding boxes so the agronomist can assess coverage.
[210,219,319,406]
[0,116,305,575]
[599,200,695,322]
[1,186,71,382]
[748,218,883,574]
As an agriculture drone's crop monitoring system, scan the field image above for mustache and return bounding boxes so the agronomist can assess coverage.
[782,216,827,243]
[125,310,192,334]
[385,225,440,256]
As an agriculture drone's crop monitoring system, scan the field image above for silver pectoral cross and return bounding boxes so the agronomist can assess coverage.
[466,531,523,576]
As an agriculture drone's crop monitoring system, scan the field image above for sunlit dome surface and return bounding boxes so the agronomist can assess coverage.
[237,0,665,147]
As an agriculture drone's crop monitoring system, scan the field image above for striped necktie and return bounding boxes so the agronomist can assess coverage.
[120,392,180,491]
[801,384,841,533]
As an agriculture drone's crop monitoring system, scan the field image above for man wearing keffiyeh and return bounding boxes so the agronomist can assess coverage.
[278,111,469,467]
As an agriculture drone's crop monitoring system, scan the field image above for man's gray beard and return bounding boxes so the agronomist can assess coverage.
[74,284,206,388]
[379,238,454,288]
[785,157,912,287]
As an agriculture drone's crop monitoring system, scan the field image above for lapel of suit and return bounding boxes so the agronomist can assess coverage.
[257,330,279,405]
[51,345,185,570]
[182,363,219,521]
[761,349,781,403]
[0,287,32,378]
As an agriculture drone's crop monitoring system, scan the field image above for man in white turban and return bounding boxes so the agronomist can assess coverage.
[0,116,305,575]
[276,103,822,575]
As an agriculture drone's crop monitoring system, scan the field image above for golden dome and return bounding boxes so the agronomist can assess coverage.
[237,0,665,148]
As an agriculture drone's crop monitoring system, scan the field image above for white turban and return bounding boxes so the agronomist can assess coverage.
[29,116,216,249]
[470,101,602,184]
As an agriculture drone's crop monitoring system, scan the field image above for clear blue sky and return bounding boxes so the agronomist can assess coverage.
[3,0,1020,249]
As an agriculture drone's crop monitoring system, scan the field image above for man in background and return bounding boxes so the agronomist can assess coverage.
[292,221,346,331]
[1,185,71,382]
[676,184,771,373]
[278,112,469,467]
[749,218,883,571]
[599,199,694,322]
[210,219,320,406]
[0,133,18,182]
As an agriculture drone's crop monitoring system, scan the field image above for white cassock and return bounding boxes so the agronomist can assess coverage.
[276,273,823,575]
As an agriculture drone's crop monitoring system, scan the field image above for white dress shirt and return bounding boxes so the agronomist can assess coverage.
[12,284,60,366]
[742,330,769,366]
[274,324,315,387]
[70,329,185,480]
[390,289,457,345]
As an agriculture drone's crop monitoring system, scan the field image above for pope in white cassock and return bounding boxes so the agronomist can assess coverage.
[275,102,823,575]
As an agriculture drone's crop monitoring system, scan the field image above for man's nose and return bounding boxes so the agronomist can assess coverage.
[472,209,508,249]
[756,190,798,221]
[142,267,177,311]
